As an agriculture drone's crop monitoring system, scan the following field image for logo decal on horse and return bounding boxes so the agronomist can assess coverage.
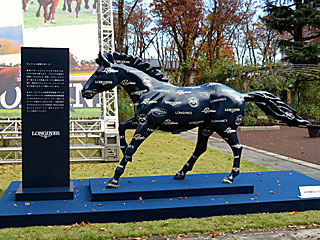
[210,98,227,103]
[132,89,148,96]
[232,144,242,149]
[224,127,236,134]
[188,97,199,108]
[199,90,215,98]
[176,90,191,95]
[153,89,170,93]
[202,107,216,114]
[116,60,130,64]
[235,115,243,125]
[102,68,118,73]
[151,108,167,117]
[212,119,228,123]
[141,98,158,105]
[137,114,148,125]
[163,119,178,125]
[165,101,182,106]
[285,112,295,120]
[121,79,136,86]
[175,111,193,115]
[189,120,205,125]
[142,78,152,87]
[202,128,212,136]
[225,108,241,113]
[133,134,146,141]
[95,80,113,85]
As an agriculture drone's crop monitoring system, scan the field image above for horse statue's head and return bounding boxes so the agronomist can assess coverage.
[82,52,119,99]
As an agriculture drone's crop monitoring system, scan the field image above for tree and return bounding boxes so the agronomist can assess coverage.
[205,0,255,66]
[129,3,154,58]
[113,0,140,53]
[254,20,278,64]
[151,0,205,85]
[263,0,320,64]
[151,31,179,75]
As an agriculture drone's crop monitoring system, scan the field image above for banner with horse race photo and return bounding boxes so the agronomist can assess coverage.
[0,0,100,118]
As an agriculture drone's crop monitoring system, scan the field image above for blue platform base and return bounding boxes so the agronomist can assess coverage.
[15,182,74,201]
[89,174,254,201]
[0,171,320,229]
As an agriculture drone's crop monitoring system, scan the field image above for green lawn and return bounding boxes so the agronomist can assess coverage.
[70,108,101,118]
[0,130,319,239]
[0,108,100,118]
[23,0,97,28]
[0,109,21,118]
[0,130,268,197]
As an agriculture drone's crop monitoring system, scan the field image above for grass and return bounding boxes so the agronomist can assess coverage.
[0,130,319,239]
[0,108,101,119]
[23,1,97,28]
[70,108,101,118]
[0,211,319,240]
[0,131,268,197]
[0,109,21,118]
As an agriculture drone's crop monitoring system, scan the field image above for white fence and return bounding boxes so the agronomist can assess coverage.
[0,118,119,163]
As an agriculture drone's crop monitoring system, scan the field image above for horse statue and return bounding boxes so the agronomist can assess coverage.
[82,52,308,188]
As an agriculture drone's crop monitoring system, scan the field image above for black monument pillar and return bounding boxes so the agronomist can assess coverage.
[16,47,74,201]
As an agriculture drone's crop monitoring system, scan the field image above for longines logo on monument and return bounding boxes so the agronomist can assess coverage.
[31,131,60,139]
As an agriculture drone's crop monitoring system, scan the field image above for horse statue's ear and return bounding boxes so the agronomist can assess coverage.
[98,51,111,67]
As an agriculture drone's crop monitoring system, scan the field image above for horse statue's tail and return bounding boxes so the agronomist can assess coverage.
[243,91,309,127]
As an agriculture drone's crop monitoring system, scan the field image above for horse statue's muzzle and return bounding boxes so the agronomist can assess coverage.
[81,89,98,99]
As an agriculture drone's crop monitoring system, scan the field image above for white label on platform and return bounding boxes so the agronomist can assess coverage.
[299,186,320,198]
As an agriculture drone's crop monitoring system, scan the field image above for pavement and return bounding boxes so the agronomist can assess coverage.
[178,130,320,180]
[165,130,320,240]
[148,227,320,239]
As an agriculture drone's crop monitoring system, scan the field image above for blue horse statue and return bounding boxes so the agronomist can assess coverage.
[82,52,308,188]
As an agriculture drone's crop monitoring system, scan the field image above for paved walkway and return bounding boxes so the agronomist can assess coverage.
[178,130,320,180]
[171,130,320,240]
[150,227,320,239]
[236,126,320,165]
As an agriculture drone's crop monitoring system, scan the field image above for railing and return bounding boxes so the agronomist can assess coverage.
[0,118,119,163]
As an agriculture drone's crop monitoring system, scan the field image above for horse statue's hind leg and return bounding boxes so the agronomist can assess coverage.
[107,124,155,188]
[217,130,243,183]
[174,126,214,180]
[118,117,138,154]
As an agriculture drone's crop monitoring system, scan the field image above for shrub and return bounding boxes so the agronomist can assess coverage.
[243,102,274,126]
[117,88,134,122]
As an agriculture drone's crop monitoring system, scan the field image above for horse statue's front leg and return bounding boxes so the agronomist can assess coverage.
[119,117,139,155]
[107,124,155,188]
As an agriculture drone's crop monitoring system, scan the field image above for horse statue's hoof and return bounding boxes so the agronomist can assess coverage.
[221,176,233,184]
[106,179,119,188]
[174,171,185,180]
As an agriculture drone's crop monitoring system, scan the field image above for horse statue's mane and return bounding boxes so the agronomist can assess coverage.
[103,52,169,82]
